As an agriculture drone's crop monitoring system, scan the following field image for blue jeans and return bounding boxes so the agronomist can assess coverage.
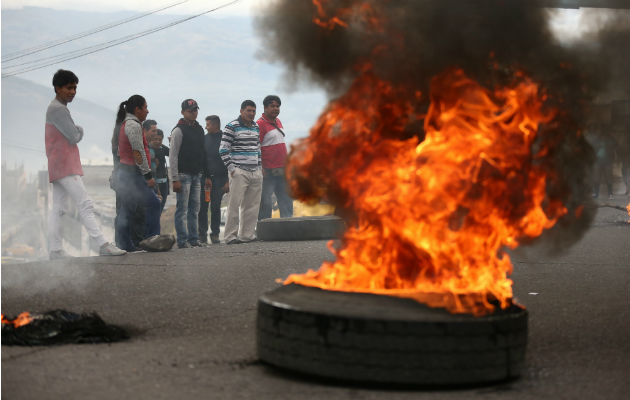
[174,173,201,245]
[258,170,293,220]
[115,167,161,251]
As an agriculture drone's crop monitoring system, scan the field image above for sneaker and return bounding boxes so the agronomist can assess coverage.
[140,235,175,252]
[240,238,259,243]
[178,242,191,249]
[226,239,242,245]
[189,241,205,247]
[210,234,220,244]
[99,242,127,256]
[49,249,73,260]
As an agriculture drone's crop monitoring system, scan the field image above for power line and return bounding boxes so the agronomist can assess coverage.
[2,142,46,154]
[1,0,190,63]
[1,0,240,78]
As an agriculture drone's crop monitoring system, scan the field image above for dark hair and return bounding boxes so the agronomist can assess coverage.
[112,94,146,154]
[142,119,157,131]
[52,69,78,93]
[205,115,221,126]
[263,95,281,107]
[156,129,164,138]
[240,100,256,110]
[115,94,146,125]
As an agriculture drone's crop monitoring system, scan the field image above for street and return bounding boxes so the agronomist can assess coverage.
[2,205,629,400]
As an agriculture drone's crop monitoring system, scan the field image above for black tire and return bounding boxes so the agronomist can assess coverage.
[257,284,527,386]
[256,216,345,241]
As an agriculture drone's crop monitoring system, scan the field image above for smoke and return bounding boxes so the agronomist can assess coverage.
[256,0,630,251]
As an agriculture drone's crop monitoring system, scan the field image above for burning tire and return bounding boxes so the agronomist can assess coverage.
[256,216,345,241]
[257,284,527,386]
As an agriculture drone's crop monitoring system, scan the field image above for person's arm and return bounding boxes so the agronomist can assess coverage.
[169,128,183,181]
[256,125,262,169]
[220,124,236,175]
[203,135,211,177]
[49,103,84,144]
[125,120,152,179]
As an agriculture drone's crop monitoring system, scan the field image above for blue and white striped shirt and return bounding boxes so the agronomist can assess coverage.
[220,116,261,173]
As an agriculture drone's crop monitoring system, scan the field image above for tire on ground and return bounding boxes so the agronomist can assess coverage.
[257,284,527,386]
[257,216,345,241]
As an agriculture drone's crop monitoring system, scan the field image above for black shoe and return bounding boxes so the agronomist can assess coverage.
[226,239,242,245]
[178,242,191,249]
[210,234,220,244]
[189,241,205,247]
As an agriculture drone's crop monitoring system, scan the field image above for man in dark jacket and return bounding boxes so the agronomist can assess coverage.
[199,115,229,244]
[169,99,211,248]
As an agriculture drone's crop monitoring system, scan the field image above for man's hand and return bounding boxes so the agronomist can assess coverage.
[146,178,156,188]
[173,180,182,193]
[222,182,229,193]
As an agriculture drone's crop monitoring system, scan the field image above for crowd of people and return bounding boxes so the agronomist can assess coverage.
[45,69,294,259]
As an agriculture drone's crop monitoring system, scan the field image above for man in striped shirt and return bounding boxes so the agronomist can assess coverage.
[219,100,263,244]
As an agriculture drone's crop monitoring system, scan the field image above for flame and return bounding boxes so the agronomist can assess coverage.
[312,0,381,31]
[284,68,567,315]
[1,312,33,328]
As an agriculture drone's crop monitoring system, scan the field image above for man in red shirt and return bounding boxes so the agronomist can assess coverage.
[257,95,293,220]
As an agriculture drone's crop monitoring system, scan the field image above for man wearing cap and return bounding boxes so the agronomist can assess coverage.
[169,99,211,248]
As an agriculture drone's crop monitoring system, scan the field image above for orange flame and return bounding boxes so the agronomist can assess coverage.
[1,312,33,328]
[312,0,381,31]
[284,68,566,315]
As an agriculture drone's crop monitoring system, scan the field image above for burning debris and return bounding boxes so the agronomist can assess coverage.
[2,310,128,346]
[256,0,629,315]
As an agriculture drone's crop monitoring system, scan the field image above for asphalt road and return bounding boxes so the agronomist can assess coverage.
[2,205,629,400]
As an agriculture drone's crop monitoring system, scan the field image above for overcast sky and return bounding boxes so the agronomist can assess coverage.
[1,0,264,16]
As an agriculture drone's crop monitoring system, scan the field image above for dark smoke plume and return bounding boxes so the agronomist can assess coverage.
[255,0,630,251]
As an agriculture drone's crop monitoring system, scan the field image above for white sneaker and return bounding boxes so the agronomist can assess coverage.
[99,242,126,256]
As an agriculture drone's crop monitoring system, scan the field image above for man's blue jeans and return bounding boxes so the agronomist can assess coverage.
[258,171,293,220]
[174,173,201,246]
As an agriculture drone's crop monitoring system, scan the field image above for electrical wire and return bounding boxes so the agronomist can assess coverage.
[1,0,190,63]
[2,142,46,154]
[1,0,240,78]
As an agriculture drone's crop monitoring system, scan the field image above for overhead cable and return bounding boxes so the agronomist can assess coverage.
[2,0,190,63]
[1,0,240,78]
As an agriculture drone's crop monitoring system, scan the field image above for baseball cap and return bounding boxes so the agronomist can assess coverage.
[181,99,199,111]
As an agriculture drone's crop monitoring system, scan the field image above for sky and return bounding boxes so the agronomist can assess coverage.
[0,0,264,16]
